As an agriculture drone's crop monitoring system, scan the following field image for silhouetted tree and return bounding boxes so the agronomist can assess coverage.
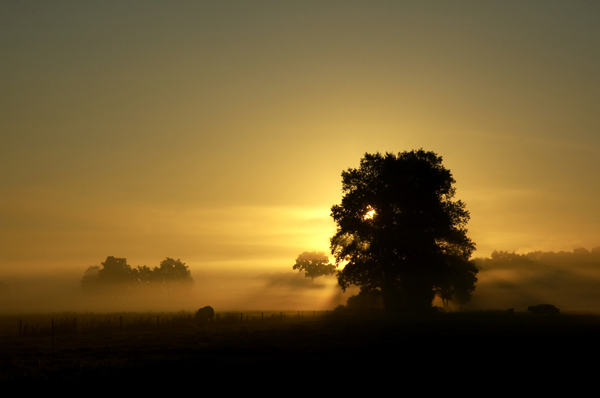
[330,150,476,314]
[435,258,478,308]
[96,256,135,295]
[152,258,193,293]
[80,265,101,294]
[98,256,133,283]
[81,256,194,297]
[293,251,336,281]
[132,265,154,285]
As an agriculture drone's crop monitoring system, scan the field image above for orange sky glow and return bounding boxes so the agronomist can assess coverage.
[1,1,599,312]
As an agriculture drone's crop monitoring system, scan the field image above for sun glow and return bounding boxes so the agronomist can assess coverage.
[363,206,376,220]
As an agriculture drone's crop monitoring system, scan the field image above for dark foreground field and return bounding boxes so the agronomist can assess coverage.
[1,310,598,385]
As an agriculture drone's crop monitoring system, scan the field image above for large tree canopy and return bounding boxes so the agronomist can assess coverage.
[330,150,477,314]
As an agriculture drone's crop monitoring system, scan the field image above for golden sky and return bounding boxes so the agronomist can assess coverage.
[1,2,599,309]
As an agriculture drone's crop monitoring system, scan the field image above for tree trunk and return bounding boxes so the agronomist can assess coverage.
[398,274,435,314]
[381,269,435,316]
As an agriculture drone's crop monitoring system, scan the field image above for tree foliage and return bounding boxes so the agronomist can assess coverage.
[435,257,478,308]
[152,257,193,293]
[346,290,384,311]
[81,256,193,296]
[80,265,101,294]
[154,258,193,283]
[330,150,477,314]
[293,251,336,281]
[98,256,134,287]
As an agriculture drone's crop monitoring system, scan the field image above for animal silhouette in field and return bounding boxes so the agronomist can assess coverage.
[527,304,560,315]
[195,306,215,324]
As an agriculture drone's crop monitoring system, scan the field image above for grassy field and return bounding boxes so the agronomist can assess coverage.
[1,309,598,384]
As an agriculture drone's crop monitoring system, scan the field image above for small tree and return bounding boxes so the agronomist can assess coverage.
[154,258,193,282]
[435,258,478,308]
[96,256,135,295]
[81,265,101,294]
[293,251,336,281]
[98,256,133,282]
[132,265,154,285]
[153,257,194,293]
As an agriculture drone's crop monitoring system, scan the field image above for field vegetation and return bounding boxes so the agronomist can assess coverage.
[2,309,599,384]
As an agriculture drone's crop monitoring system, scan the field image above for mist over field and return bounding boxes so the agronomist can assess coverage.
[1,247,599,314]
[470,247,600,313]
[0,266,350,314]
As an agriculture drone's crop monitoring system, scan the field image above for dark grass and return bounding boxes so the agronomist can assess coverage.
[1,310,599,384]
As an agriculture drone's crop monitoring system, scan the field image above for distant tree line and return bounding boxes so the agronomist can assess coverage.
[81,256,193,296]
[474,247,600,270]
